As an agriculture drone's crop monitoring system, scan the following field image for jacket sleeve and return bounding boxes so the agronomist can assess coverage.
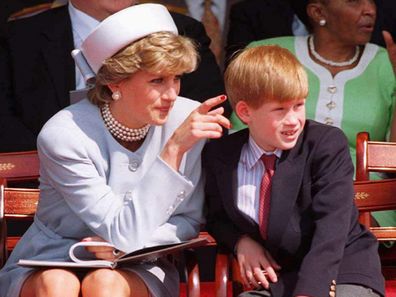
[203,143,245,253]
[293,127,356,297]
[37,124,205,253]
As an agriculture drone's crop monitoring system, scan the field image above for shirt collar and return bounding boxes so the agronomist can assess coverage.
[245,136,282,170]
[68,1,100,48]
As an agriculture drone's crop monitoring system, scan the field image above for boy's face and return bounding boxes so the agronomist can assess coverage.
[237,98,306,152]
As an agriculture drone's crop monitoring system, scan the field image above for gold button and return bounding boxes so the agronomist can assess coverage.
[326,101,336,110]
[327,85,337,94]
[324,117,334,125]
[329,291,336,297]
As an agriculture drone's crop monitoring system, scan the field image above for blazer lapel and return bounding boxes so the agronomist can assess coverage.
[216,130,258,233]
[266,133,306,253]
[41,7,75,108]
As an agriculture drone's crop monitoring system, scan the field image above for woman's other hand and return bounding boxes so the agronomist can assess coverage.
[161,95,231,171]
[383,30,396,75]
[235,235,281,290]
[81,236,124,261]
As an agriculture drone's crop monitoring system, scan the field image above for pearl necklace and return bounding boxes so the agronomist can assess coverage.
[101,103,150,142]
[308,35,360,67]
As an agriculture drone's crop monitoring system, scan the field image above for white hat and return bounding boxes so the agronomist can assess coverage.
[71,4,178,81]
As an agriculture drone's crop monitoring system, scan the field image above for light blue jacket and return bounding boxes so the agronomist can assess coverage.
[0,98,205,297]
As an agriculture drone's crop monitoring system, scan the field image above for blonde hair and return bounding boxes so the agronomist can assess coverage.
[88,31,198,106]
[225,45,308,109]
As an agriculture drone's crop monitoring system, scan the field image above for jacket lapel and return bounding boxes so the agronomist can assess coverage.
[213,126,309,247]
[40,7,75,108]
[266,131,306,253]
[216,130,259,233]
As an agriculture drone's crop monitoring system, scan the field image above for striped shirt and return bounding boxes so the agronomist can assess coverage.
[237,136,282,223]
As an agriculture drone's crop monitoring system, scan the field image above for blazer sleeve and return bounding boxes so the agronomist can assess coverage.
[203,143,245,253]
[144,148,206,246]
[37,125,205,253]
[293,127,356,297]
[0,36,36,152]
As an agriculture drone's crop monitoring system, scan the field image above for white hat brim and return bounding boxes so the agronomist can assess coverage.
[79,4,178,74]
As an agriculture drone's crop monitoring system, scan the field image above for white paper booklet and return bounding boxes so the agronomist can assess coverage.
[18,237,208,269]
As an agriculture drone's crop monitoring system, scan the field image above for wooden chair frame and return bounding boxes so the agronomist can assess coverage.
[355,131,396,235]
[0,150,39,183]
[356,132,396,180]
[0,178,39,266]
[355,131,396,281]
[0,151,40,267]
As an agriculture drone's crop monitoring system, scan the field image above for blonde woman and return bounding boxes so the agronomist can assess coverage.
[0,4,230,297]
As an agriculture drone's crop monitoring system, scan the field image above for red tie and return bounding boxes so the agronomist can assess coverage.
[258,154,277,239]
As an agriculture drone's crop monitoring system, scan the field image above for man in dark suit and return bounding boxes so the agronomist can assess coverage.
[0,0,225,152]
[225,0,303,64]
[204,45,384,296]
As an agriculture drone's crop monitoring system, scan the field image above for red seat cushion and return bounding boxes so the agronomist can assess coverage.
[386,280,396,296]
[181,281,396,297]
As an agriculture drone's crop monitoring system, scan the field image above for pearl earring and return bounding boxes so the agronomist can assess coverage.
[112,90,121,101]
[319,19,326,26]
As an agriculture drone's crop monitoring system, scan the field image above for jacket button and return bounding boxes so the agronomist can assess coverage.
[327,85,337,94]
[166,205,174,215]
[324,117,334,125]
[128,161,139,172]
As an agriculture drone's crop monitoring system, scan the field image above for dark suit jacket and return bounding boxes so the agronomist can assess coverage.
[203,120,384,297]
[374,0,396,47]
[0,5,226,152]
[225,0,294,64]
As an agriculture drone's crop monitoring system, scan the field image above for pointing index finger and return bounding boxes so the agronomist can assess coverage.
[198,95,227,114]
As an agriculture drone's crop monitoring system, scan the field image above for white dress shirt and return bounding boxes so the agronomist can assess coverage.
[68,2,99,90]
[237,136,282,223]
[292,14,308,36]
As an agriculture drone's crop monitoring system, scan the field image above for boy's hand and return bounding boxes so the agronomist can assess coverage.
[235,235,281,289]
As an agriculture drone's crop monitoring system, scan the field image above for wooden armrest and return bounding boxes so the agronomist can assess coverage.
[215,253,229,297]
[215,251,246,297]
[182,232,217,297]
[371,227,396,241]
[0,178,6,267]
[185,249,200,297]
[0,222,5,268]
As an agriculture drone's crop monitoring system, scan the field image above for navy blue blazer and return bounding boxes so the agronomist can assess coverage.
[203,120,384,297]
